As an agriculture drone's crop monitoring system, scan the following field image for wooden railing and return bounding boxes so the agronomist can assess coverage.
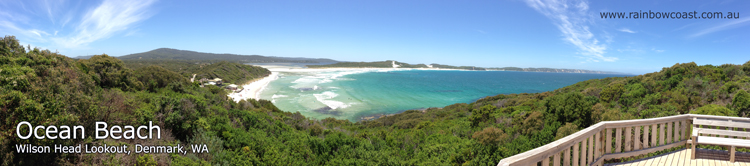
[497,114,750,166]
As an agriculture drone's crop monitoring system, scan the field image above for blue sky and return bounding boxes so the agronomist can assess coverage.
[1,0,748,74]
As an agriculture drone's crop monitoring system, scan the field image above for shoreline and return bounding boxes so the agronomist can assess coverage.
[266,67,469,73]
[228,72,279,102]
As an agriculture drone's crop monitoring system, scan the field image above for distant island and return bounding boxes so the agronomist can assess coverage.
[307,60,625,74]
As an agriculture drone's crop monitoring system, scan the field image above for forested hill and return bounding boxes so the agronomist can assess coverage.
[2,35,750,165]
[122,60,270,85]
[118,48,339,63]
[307,60,623,74]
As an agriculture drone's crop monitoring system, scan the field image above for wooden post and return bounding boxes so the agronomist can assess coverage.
[683,120,688,141]
[606,128,612,154]
[691,118,697,160]
[588,135,594,164]
[651,124,657,147]
[667,121,672,144]
[578,139,594,166]
[660,123,665,146]
[675,120,680,141]
[635,126,641,150]
[616,128,622,153]
[554,152,561,166]
[564,148,571,166]
[730,146,736,163]
[543,156,550,166]
[691,135,697,159]
[625,127,632,152]
[596,131,602,159]
[573,142,579,166]
[644,125,650,148]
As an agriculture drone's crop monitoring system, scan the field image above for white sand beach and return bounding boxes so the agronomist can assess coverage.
[228,72,279,102]
[228,65,468,103]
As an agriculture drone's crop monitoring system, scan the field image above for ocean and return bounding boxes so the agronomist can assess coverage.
[257,69,629,121]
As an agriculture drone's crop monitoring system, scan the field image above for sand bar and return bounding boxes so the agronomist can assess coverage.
[228,72,279,102]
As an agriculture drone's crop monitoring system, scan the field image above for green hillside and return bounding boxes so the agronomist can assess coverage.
[118,48,338,63]
[123,59,270,85]
[2,36,750,165]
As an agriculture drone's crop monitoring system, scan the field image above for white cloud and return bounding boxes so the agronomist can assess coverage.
[0,20,49,43]
[51,0,156,48]
[617,48,643,54]
[523,0,617,62]
[651,48,664,53]
[0,0,157,50]
[689,17,750,38]
[618,28,636,33]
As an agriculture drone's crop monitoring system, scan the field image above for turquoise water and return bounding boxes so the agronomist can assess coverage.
[258,70,629,121]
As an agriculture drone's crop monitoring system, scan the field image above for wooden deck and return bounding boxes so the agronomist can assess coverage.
[605,148,750,166]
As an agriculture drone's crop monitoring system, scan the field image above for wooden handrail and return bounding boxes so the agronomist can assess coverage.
[497,114,750,166]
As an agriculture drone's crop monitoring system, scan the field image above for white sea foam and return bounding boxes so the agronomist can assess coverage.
[272,94,288,99]
[313,91,349,109]
[319,79,333,84]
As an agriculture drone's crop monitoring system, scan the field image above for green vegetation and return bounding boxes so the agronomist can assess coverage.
[122,59,270,85]
[118,48,337,63]
[2,35,750,165]
[307,60,623,73]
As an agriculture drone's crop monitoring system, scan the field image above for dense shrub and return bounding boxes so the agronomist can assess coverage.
[691,104,736,116]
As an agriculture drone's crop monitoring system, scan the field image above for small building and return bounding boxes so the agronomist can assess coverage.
[201,78,223,86]
[213,78,223,85]
[226,84,238,90]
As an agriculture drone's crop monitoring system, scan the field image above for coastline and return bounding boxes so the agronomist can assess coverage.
[229,65,471,103]
[267,67,469,73]
[228,72,279,102]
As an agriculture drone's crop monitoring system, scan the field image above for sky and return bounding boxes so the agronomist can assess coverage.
[1,0,748,74]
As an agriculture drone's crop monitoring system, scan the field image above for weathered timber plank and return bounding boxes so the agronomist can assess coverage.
[617,128,623,153]
[644,125,650,149]
[589,135,594,164]
[652,124,658,147]
[693,119,750,129]
[602,140,687,160]
[695,128,750,138]
[668,121,673,144]
[574,142,580,166]
[626,127,632,152]
[607,128,613,154]
[565,147,571,166]
[635,126,641,150]
[661,123,666,146]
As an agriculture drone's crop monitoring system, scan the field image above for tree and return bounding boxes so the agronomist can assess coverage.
[135,65,188,92]
[472,127,507,145]
[732,89,750,117]
[691,104,736,116]
[79,54,143,91]
[545,92,593,127]
[470,105,496,127]
[521,111,544,135]
[555,123,579,140]
[591,103,605,124]
[600,83,624,103]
